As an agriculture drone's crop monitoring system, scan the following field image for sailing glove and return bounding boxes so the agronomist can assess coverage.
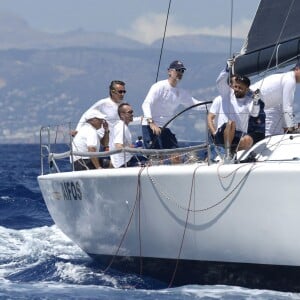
[226,58,234,72]
[252,89,261,105]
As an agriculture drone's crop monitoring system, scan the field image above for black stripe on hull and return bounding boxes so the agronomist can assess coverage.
[88,254,300,292]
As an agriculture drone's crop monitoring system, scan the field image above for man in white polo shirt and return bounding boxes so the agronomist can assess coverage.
[72,109,107,170]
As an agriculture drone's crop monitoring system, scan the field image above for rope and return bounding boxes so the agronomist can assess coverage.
[168,164,200,287]
[146,162,253,213]
[103,166,146,273]
[155,0,172,83]
[137,166,144,275]
[166,162,254,287]
[101,133,294,278]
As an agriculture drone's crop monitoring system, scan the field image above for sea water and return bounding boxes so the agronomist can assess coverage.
[0,144,299,300]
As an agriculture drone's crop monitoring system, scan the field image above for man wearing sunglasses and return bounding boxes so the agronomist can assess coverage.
[72,80,127,167]
[76,80,127,134]
[142,60,202,150]
[110,103,147,168]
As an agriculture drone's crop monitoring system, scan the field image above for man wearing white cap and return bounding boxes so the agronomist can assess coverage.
[72,109,107,170]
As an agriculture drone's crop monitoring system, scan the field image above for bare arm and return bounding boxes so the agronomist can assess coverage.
[216,69,231,97]
[100,121,110,147]
[114,143,124,150]
[149,122,161,135]
[87,146,101,169]
[207,112,217,136]
[100,131,109,148]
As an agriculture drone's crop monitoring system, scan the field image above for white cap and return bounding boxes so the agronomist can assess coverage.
[84,109,106,121]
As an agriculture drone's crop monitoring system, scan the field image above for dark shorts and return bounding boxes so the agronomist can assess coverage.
[74,159,95,171]
[142,125,178,149]
[247,131,265,144]
[214,123,243,147]
[119,155,148,168]
[73,157,110,170]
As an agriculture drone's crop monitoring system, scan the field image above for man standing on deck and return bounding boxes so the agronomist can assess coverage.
[76,80,127,133]
[75,80,142,146]
[250,62,300,136]
[141,60,203,150]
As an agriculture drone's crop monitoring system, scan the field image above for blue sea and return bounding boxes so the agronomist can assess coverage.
[0,144,299,300]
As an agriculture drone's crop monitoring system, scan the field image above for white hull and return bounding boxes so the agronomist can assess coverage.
[38,162,300,265]
[38,134,300,289]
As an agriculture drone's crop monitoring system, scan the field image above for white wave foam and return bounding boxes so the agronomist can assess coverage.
[0,226,299,299]
[0,225,87,278]
[0,196,12,201]
[177,285,300,299]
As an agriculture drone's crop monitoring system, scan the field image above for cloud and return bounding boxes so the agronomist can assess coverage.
[117,13,252,44]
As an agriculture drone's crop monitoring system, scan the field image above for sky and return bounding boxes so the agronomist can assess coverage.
[0,0,261,44]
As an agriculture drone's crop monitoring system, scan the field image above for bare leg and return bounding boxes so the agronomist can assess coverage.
[224,121,235,158]
[171,153,181,164]
[238,135,253,150]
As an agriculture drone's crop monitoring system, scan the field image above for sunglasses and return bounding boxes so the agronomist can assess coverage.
[175,69,185,74]
[114,89,126,95]
[125,110,133,114]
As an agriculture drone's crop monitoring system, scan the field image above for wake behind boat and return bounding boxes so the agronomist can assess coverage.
[38,0,300,292]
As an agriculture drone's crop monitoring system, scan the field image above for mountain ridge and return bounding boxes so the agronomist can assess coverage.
[1,13,299,144]
[0,12,242,53]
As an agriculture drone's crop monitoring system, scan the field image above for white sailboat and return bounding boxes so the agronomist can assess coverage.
[38,0,300,291]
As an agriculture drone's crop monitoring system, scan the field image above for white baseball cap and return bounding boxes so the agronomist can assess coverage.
[84,109,106,121]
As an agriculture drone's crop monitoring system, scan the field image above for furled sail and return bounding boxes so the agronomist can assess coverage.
[234,0,300,77]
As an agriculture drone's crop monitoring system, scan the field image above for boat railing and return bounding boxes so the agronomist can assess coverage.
[48,144,208,173]
[39,122,210,175]
[39,119,300,175]
[39,101,214,175]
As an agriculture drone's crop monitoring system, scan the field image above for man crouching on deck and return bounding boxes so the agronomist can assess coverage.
[71,109,108,170]
[208,65,260,160]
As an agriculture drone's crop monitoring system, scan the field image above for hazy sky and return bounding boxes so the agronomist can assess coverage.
[0,0,260,44]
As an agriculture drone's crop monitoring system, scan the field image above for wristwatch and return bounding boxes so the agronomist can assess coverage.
[147,118,153,124]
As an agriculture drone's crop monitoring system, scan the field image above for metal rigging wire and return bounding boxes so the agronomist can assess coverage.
[155,0,172,82]
[229,0,234,58]
[258,0,295,87]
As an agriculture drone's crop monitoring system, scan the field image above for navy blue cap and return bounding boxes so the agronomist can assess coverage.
[168,60,186,70]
